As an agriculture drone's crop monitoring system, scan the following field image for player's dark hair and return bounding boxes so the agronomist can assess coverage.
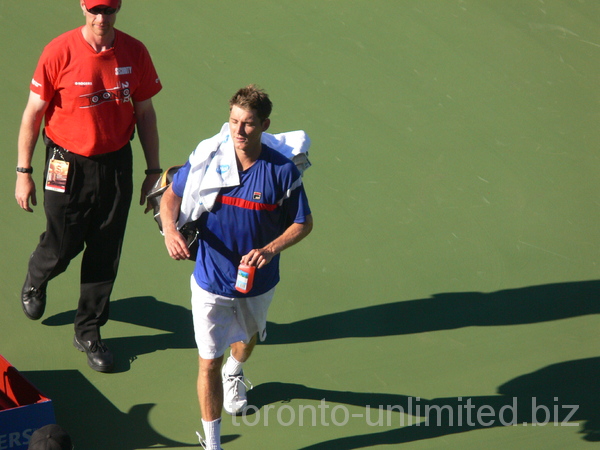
[229,84,272,123]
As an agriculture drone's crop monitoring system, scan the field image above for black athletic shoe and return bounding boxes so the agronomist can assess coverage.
[73,335,114,373]
[21,275,46,320]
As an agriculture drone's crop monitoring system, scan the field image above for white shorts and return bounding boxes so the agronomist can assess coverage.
[190,275,275,360]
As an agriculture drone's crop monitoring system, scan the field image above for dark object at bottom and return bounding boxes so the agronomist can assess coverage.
[28,423,73,450]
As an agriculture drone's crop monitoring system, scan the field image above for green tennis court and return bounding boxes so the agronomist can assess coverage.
[1,1,598,448]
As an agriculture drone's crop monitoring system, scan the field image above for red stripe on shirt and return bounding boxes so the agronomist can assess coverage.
[218,194,278,211]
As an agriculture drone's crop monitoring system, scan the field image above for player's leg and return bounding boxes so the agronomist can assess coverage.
[198,355,224,450]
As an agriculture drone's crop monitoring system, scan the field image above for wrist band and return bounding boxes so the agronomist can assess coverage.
[145,168,162,175]
[16,167,33,174]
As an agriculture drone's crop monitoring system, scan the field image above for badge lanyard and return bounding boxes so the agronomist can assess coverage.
[45,148,70,193]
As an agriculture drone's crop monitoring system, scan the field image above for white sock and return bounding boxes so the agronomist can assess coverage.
[223,354,244,376]
[201,418,221,450]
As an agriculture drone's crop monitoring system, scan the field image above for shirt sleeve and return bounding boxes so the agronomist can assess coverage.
[288,184,311,224]
[171,161,191,197]
[131,42,162,102]
[30,44,59,101]
[281,163,311,224]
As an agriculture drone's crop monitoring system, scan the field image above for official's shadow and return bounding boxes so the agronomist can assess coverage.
[22,369,240,449]
[265,280,600,345]
[247,357,600,449]
[34,281,599,448]
[42,296,196,373]
[40,280,599,370]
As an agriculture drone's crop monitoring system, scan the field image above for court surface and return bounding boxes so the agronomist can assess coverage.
[0,1,598,448]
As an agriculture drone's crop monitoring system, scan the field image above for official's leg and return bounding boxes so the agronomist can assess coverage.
[72,146,132,373]
[22,146,91,320]
[74,145,132,342]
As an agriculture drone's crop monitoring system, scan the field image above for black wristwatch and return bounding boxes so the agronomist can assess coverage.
[16,167,33,174]
[145,168,162,175]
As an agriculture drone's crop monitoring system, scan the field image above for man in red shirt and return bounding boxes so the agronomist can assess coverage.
[15,0,162,373]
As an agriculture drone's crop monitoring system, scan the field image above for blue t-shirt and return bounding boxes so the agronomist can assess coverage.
[172,144,311,297]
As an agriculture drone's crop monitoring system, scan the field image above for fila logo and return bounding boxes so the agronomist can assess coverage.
[253,192,262,200]
[115,66,132,75]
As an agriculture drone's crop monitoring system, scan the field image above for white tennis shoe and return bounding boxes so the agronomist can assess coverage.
[222,367,253,415]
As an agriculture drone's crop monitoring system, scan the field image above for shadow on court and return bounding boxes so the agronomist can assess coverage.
[266,280,600,345]
[41,296,196,373]
[40,280,599,370]
[33,281,598,448]
[22,369,239,449]
[247,357,600,449]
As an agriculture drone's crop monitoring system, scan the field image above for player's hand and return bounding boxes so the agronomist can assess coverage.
[241,248,275,269]
[164,229,191,260]
[140,173,160,213]
[15,174,37,212]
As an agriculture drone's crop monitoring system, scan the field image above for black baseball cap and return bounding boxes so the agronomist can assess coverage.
[28,424,73,450]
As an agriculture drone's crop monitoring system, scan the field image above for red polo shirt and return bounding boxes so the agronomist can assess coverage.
[31,27,162,156]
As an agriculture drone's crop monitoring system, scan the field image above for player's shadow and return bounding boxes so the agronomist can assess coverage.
[42,296,196,373]
[22,369,239,449]
[247,357,599,449]
[40,280,600,370]
[265,279,600,345]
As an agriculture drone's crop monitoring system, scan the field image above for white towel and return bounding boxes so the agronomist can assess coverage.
[178,123,311,228]
[262,130,312,174]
